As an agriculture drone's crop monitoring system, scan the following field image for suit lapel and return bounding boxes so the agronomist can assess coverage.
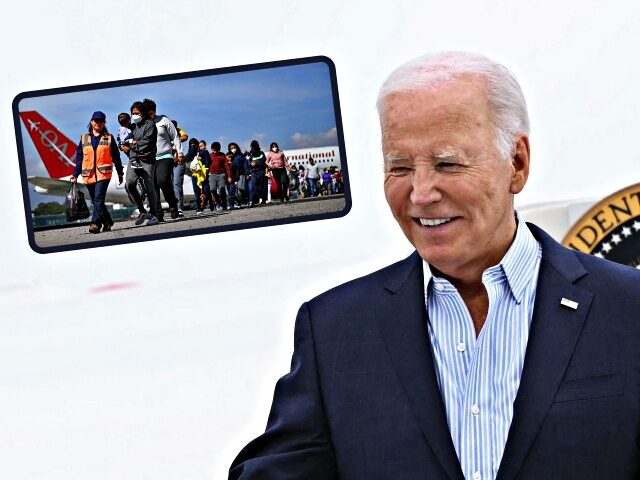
[497,224,593,480]
[376,252,464,480]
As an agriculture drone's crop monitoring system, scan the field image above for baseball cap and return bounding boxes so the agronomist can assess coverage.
[91,111,107,121]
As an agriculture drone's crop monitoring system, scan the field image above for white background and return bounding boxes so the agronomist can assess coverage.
[1,1,639,478]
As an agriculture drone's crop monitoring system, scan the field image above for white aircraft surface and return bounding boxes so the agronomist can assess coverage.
[4,3,640,480]
[519,198,598,241]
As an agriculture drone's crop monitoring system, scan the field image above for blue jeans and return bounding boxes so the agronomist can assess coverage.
[192,176,214,210]
[249,172,264,204]
[86,179,112,226]
[228,182,237,207]
[307,177,318,197]
[173,163,186,210]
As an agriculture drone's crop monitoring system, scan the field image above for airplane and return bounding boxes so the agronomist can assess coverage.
[19,110,344,207]
[285,146,342,171]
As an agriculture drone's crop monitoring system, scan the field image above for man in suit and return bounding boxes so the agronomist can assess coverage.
[229,52,640,479]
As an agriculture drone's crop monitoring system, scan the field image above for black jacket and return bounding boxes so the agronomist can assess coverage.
[129,117,157,163]
[230,223,640,480]
[249,150,266,173]
[231,152,249,180]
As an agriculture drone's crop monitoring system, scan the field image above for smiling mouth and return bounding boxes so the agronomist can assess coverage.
[417,217,456,227]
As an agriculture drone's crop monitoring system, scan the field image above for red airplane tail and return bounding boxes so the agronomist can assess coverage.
[19,111,77,178]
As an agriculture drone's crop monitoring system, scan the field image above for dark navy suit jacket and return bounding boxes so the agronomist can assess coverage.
[230,224,640,479]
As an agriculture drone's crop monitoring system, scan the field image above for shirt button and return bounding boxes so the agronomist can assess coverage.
[471,404,480,415]
[434,283,445,292]
[473,472,481,480]
[456,342,466,352]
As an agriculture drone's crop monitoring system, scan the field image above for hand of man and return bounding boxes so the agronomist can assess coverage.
[118,174,124,185]
[178,155,185,165]
[70,176,77,184]
[121,145,130,154]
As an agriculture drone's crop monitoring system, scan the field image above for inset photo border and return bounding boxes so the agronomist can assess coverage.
[13,56,350,254]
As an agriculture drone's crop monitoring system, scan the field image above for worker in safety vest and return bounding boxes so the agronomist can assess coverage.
[71,111,124,234]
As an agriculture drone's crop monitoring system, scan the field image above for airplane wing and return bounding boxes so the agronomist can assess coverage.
[27,176,87,197]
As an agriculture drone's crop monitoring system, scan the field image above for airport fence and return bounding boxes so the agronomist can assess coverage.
[32,205,138,230]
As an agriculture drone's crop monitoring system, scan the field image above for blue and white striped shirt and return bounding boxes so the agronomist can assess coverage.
[423,215,542,480]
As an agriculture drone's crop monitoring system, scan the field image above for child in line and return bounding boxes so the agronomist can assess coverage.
[117,112,141,169]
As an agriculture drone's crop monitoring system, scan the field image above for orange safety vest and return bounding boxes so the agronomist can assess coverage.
[80,133,114,184]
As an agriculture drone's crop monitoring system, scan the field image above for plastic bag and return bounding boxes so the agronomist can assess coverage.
[237,174,247,193]
[190,156,203,172]
[65,182,91,222]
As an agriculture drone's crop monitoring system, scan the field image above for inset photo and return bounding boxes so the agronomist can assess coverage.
[13,56,350,253]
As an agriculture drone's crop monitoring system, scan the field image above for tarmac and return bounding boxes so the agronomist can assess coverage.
[33,195,348,250]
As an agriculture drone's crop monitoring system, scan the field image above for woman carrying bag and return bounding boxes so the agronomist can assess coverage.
[265,141,290,202]
[70,111,124,234]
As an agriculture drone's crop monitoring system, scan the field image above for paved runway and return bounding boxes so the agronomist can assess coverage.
[33,195,348,250]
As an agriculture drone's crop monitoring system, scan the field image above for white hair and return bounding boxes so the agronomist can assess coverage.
[377,51,530,160]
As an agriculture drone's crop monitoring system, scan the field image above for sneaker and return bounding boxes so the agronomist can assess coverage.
[234,204,240,209]
[257,198,263,205]
[215,204,223,211]
[248,202,253,208]
[170,208,179,219]
[178,209,184,218]
[134,212,149,226]
[89,224,101,234]
[156,215,165,223]
[196,210,203,215]
[146,216,159,226]
[102,219,114,232]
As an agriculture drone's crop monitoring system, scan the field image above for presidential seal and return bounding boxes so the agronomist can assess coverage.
[562,183,640,269]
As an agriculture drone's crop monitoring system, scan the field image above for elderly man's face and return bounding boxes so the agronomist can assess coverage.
[381,77,529,279]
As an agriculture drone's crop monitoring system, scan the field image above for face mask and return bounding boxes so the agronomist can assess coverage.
[230,148,237,153]
[271,147,278,152]
[131,114,142,124]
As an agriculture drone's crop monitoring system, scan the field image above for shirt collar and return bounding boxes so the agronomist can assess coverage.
[422,211,540,304]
